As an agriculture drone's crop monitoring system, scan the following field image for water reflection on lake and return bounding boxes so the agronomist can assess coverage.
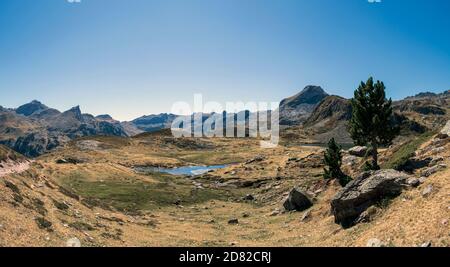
[134,165,228,176]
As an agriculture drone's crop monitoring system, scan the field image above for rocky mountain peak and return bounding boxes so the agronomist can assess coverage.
[63,106,83,121]
[96,114,114,121]
[281,86,329,108]
[279,85,329,126]
[16,100,49,116]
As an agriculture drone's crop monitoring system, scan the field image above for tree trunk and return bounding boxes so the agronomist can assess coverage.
[371,142,379,170]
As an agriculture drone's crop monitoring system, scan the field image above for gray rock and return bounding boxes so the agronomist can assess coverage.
[343,155,359,166]
[406,178,421,187]
[421,164,447,177]
[269,209,281,216]
[228,218,239,225]
[418,176,428,183]
[348,146,368,157]
[355,206,380,224]
[300,210,312,222]
[430,157,444,166]
[331,170,410,227]
[367,238,384,247]
[420,241,432,247]
[283,188,313,212]
[66,237,81,247]
[422,185,434,197]
[245,156,265,165]
[242,194,255,201]
[437,120,450,139]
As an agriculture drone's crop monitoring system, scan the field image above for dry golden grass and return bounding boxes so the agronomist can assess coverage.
[1,133,448,247]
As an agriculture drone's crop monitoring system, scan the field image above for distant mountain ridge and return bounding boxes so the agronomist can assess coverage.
[0,101,128,157]
[1,87,448,157]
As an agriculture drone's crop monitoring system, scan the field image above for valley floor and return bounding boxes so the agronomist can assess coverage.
[0,133,449,247]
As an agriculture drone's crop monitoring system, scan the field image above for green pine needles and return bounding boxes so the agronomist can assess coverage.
[349,77,399,170]
[323,138,351,187]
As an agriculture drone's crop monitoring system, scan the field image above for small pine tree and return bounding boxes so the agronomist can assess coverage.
[324,138,351,186]
[349,77,399,170]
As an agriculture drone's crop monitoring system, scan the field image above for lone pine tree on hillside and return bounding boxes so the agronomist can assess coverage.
[323,138,351,186]
[349,77,399,170]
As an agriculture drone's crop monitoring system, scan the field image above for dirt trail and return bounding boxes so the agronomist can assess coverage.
[0,160,31,178]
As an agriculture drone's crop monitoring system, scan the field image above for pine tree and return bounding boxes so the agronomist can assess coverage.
[324,138,351,186]
[349,77,399,170]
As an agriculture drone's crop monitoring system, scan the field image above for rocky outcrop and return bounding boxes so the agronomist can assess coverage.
[304,95,352,127]
[283,188,313,211]
[437,121,450,139]
[331,170,411,227]
[348,146,368,157]
[0,101,128,157]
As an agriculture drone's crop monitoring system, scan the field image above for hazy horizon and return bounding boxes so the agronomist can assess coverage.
[1,0,449,121]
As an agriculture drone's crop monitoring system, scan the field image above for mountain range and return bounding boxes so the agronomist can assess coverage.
[1,87,448,157]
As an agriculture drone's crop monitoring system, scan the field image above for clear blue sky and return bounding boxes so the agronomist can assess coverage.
[1,0,449,121]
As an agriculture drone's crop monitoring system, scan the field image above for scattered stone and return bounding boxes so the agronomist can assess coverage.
[420,241,432,247]
[53,199,70,211]
[422,185,434,197]
[242,194,255,201]
[69,221,95,231]
[66,237,81,247]
[441,219,448,226]
[35,217,52,230]
[245,156,265,164]
[55,157,85,165]
[242,213,250,218]
[406,178,421,188]
[300,210,312,222]
[421,164,447,177]
[269,209,281,216]
[283,188,313,212]
[348,146,368,157]
[228,218,239,225]
[430,157,444,166]
[367,238,384,247]
[418,176,428,183]
[355,206,380,224]
[331,170,411,227]
[437,120,450,139]
[399,157,432,172]
[343,155,359,167]
[0,224,4,230]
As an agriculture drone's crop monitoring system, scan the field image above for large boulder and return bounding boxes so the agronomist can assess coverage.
[283,188,312,211]
[437,120,450,139]
[348,146,368,157]
[331,170,411,227]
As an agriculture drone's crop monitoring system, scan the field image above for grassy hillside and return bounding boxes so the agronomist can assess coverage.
[0,128,449,247]
[0,144,24,162]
